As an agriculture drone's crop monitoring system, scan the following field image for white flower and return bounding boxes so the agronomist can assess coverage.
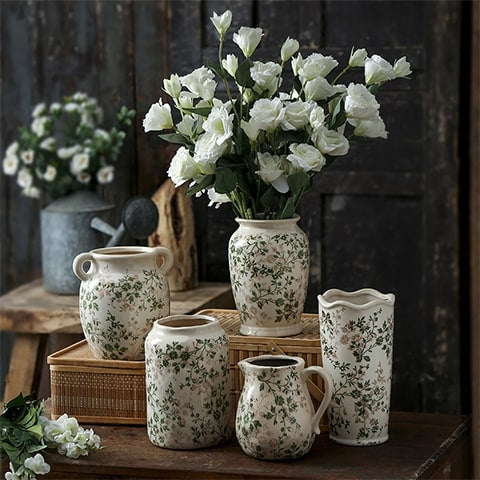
[24,453,51,475]
[309,106,326,130]
[31,116,49,137]
[181,66,216,101]
[250,61,282,96]
[344,83,380,120]
[20,150,35,164]
[32,103,47,118]
[49,102,62,114]
[312,126,350,156]
[176,116,201,138]
[163,73,182,98]
[304,76,336,101]
[351,113,388,139]
[207,188,230,208]
[240,119,260,142]
[3,155,19,175]
[73,92,88,101]
[281,37,299,62]
[40,136,56,151]
[222,54,238,77]
[203,106,234,146]
[364,54,395,85]
[210,10,232,36]
[23,185,41,198]
[6,141,19,157]
[233,26,263,58]
[194,131,229,164]
[287,143,325,172]
[291,53,304,76]
[299,53,338,83]
[44,165,57,182]
[393,56,412,78]
[64,102,79,113]
[75,172,90,184]
[143,99,173,132]
[177,93,195,110]
[249,97,285,133]
[57,145,81,159]
[17,167,33,188]
[70,152,90,174]
[94,129,110,141]
[281,100,313,131]
[97,165,114,184]
[168,146,201,186]
[255,152,289,193]
[349,47,368,68]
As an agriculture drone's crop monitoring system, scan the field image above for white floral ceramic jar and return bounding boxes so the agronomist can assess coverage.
[145,314,231,450]
[72,246,173,361]
[228,215,309,337]
[318,288,395,446]
[236,355,333,460]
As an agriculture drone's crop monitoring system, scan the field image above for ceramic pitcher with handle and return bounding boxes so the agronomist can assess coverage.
[73,245,173,361]
[235,354,333,460]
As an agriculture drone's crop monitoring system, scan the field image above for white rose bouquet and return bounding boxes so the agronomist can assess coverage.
[144,10,411,219]
[2,92,135,200]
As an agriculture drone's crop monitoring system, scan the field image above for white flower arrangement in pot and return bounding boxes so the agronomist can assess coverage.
[2,92,135,201]
[143,9,412,220]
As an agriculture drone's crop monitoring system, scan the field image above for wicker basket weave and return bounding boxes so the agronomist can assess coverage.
[48,309,327,429]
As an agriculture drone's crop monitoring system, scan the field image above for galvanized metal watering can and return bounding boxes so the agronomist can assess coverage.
[41,191,158,295]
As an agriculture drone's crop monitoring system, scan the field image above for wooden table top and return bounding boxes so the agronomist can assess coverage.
[40,412,470,479]
[0,279,233,334]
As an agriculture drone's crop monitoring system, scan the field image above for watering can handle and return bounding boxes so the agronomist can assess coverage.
[72,253,96,282]
[301,366,333,435]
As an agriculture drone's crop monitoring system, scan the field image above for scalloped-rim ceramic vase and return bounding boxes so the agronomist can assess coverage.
[145,314,231,450]
[228,215,309,337]
[318,288,395,446]
[73,246,173,361]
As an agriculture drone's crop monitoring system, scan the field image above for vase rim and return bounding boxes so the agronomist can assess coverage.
[154,314,219,331]
[318,288,395,310]
[235,214,300,225]
[239,354,304,370]
[90,246,158,259]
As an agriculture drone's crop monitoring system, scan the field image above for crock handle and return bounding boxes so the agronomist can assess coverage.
[154,246,174,274]
[72,253,96,282]
[301,366,334,435]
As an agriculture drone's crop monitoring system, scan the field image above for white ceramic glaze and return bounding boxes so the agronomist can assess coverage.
[318,288,395,446]
[145,314,231,450]
[73,246,173,361]
[235,354,333,460]
[228,215,309,337]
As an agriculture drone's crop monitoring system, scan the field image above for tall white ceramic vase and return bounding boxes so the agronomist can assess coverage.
[318,288,395,446]
[228,215,309,337]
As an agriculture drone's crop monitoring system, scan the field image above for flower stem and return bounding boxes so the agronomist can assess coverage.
[332,65,351,85]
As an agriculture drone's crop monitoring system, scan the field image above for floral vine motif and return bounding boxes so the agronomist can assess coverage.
[146,334,230,449]
[320,307,393,441]
[236,367,313,459]
[80,268,168,360]
[229,231,309,326]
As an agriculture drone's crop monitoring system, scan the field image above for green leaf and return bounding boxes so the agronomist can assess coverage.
[186,175,215,197]
[182,106,212,117]
[235,59,255,88]
[260,187,275,210]
[287,172,310,195]
[329,97,346,130]
[215,167,237,194]
[368,84,380,95]
[207,61,225,79]
[279,196,296,219]
[158,133,190,145]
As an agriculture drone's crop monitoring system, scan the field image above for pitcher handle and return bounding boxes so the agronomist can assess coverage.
[301,366,333,435]
[72,253,96,282]
[154,246,174,274]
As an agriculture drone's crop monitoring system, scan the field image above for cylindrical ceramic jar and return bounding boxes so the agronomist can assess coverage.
[72,246,173,361]
[228,215,309,337]
[236,355,333,460]
[145,314,231,450]
[318,288,395,446]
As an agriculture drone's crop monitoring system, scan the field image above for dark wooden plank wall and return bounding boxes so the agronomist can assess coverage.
[0,0,467,415]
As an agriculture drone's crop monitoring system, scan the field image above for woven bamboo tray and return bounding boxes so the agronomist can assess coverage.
[197,309,328,431]
[48,309,327,429]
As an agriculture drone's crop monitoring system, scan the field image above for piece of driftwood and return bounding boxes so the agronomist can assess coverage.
[149,179,198,291]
